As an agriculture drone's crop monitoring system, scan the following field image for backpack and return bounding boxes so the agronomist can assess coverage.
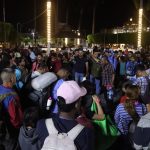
[0,92,16,139]
[41,119,84,150]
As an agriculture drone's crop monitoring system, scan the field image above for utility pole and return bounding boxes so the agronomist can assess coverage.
[3,0,6,46]
[78,8,83,32]
[92,2,96,34]
[34,0,37,46]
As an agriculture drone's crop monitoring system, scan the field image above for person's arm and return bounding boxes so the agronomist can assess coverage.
[85,61,89,77]
[92,95,105,120]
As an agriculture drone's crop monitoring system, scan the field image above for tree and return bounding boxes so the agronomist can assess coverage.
[0,22,17,43]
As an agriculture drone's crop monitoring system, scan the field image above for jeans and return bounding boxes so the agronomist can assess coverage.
[75,72,84,83]
[90,74,101,95]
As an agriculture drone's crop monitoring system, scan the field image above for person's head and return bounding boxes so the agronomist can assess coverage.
[125,85,140,100]
[80,80,95,95]
[37,62,48,74]
[128,51,133,58]
[74,49,79,56]
[57,68,70,80]
[57,81,87,114]
[101,56,109,65]
[78,50,84,58]
[122,81,132,93]
[93,49,99,59]
[37,53,43,63]
[120,56,126,62]
[136,64,146,77]
[124,85,140,119]
[1,68,16,87]
[23,107,40,128]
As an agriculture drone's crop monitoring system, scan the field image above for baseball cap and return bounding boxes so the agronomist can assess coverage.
[57,81,87,104]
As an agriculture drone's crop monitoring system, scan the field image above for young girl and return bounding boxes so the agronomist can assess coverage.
[115,85,147,135]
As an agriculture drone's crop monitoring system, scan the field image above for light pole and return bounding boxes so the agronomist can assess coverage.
[47,1,52,54]
[17,23,21,46]
[137,0,143,49]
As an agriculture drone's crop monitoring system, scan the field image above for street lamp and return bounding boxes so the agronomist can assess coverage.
[65,38,68,46]
[130,18,133,22]
[77,32,80,45]
[137,0,143,49]
[32,32,35,46]
[47,1,52,53]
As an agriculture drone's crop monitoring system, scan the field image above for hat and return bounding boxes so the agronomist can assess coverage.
[57,81,87,104]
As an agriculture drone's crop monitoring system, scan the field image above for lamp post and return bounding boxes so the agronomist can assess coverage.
[47,1,52,54]
[137,0,143,49]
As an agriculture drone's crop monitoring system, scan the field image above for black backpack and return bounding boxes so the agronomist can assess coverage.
[0,92,16,139]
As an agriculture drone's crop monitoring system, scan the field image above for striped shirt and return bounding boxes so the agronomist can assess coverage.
[134,77,149,96]
[114,102,147,135]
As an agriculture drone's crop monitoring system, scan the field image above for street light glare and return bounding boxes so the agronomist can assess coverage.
[47,1,51,44]
[137,8,143,48]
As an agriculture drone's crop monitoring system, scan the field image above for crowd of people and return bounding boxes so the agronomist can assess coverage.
[0,46,150,150]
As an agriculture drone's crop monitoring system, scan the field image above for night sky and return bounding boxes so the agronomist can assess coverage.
[0,0,142,36]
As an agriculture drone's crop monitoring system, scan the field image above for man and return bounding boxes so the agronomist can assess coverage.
[0,68,23,150]
[74,50,89,83]
[90,49,101,95]
[134,64,149,103]
[32,53,44,71]
[36,81,94,150]
[101,56,115,87]
[31,62,48,78]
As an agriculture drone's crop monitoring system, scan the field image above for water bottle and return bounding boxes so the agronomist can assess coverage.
[107,86,113,101]
[46,97,52,110]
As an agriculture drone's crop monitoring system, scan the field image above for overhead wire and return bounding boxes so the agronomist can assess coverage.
[21,9,47,25]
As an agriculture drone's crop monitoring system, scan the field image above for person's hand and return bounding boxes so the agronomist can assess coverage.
[92,95,100,104]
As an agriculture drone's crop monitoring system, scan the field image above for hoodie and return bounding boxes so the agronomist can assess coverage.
[19,126,41,150]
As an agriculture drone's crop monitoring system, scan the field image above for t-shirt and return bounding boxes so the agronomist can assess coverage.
[74,57,88,73]
[120,62,126,75]
[35,116,94,150]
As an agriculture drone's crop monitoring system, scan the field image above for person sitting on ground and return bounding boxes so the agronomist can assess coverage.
[35,81,95,150]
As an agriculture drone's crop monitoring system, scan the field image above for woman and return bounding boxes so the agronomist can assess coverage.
[114,85,147,149]
[115,85,147,135]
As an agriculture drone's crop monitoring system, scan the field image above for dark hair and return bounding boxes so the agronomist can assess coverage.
[38,62,48,69]
[23,107,40,128]
[135,64,145,72]
[57,96,76,113]
[124,85,140,120]
[80,80,95,95]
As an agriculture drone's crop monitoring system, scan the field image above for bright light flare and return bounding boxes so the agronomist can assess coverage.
[47,1,51,44]
[77,38,80,45]
[137,9,143,48]
[65,38,68,46]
